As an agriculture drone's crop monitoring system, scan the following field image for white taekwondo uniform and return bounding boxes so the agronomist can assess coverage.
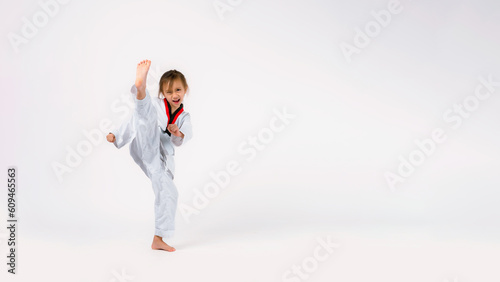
[110,84,193,238]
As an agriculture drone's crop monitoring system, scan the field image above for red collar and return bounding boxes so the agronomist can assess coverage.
[163,99,184,136]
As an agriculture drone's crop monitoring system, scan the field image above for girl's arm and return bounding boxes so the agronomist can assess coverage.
[109,114,136,149]
[171,113,193,147]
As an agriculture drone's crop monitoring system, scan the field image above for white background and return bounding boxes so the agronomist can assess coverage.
[1,0,500,281]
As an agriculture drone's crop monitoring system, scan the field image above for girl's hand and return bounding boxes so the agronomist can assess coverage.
[167,124,184,138]
[106,133,116,143]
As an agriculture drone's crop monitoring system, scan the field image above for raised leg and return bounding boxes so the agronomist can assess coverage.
[129,60,161,179]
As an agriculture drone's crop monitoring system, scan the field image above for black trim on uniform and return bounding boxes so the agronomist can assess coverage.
[162,100,184,136]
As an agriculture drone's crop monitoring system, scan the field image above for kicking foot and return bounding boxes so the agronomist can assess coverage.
[135,60,151,100]
[151,235,176,252]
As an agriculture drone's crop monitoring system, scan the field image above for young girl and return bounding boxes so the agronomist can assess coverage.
[106,60,193,252]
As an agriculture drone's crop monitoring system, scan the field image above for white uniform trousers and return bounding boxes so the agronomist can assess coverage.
[130,93,178,238]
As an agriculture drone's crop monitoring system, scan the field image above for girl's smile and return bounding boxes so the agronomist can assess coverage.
[163,78,186,111]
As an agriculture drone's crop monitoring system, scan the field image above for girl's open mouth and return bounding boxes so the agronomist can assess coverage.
[173,99,180,103]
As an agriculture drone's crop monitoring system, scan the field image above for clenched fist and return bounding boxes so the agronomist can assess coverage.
[106,133,116,143]
[167,124,184,138]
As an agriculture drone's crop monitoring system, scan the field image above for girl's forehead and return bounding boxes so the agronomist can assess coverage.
[163,79,183,89]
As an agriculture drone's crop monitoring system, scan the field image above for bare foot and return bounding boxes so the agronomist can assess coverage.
[151,235,176,252]
[135,60,151,100]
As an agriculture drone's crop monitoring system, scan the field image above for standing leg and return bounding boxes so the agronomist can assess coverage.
[151,172,178,238]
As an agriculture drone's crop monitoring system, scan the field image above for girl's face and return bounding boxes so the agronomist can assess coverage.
[163,79,187,109]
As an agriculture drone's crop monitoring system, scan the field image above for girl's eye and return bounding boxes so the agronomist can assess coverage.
[176,89,181,91]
